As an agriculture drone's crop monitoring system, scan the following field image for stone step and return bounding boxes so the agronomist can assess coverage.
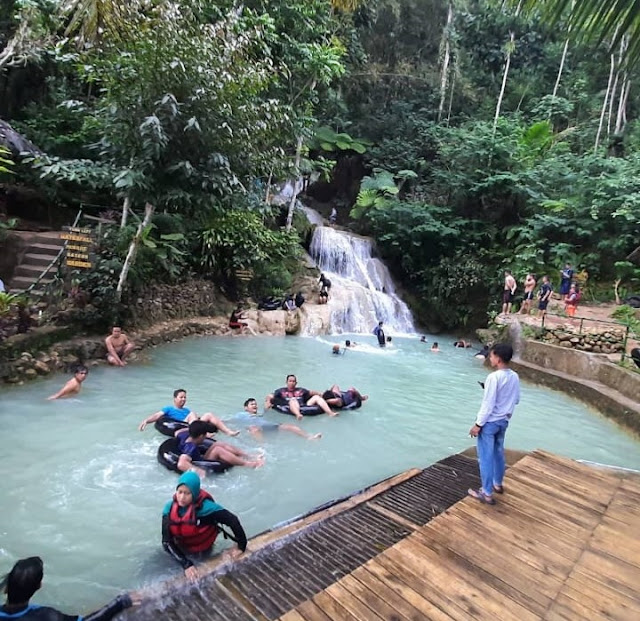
[14,263,54,278]
[9,275,54,289]
[22,252,59,266]
[27,242,66,253]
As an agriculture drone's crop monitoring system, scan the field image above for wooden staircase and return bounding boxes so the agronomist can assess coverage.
[9,231,65,294]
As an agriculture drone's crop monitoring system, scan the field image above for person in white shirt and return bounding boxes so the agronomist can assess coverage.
[468,343,520,505]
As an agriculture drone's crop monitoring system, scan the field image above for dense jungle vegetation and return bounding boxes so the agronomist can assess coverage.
[1,0,640,329]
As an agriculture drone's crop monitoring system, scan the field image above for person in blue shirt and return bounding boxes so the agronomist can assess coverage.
[0,556,137,620]
[138,388,239,435]
[230,398,321,441]
[468,344,520,506]
[372,321,386,347]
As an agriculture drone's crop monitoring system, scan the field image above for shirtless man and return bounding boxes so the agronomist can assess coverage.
[519,273,537,315]
[502,270,517,314]
[47,365,88,400]
[105,326,136,366]
[265,375,337,420]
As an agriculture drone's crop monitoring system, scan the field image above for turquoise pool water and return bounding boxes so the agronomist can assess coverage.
[1,332,639,611]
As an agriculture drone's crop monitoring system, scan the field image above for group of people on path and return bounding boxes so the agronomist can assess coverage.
[501,263,582,320]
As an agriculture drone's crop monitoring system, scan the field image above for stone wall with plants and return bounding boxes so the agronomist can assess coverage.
[536,327,626,354]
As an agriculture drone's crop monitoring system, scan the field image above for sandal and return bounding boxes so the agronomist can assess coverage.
[493,484,504,494]
[468,488,496,505]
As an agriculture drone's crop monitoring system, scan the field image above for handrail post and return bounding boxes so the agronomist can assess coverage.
[622,325,629,363]
[579,318,583,334]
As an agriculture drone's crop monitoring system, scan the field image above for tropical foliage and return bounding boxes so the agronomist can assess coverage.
[2,0,640,329]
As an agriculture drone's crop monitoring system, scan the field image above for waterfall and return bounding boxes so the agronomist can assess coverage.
[308,225,415,335]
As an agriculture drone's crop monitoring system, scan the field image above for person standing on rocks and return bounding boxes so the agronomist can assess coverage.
[519,273,537,315]
[105,326,136,366]
[501,270,517,315]
[468,343,520,505]
[47,365,88,400]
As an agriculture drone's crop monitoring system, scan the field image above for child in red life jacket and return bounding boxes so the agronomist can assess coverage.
[162,472,247,582]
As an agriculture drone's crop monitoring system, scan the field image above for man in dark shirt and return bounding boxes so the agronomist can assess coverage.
[265,374,336,420]
[175,421,264,477]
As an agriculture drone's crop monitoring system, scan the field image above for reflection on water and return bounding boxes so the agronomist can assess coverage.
[1,333,639,610]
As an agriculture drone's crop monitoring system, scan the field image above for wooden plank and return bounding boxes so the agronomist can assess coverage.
[382,543,538,621]
[367,500,421,530]
[498,473,606,529]
[337,573,418,621]
[489,485,598,532]
[576,549,640,598]
[589,524,640,569]
[351,565,438,621]
[394,533,546,620]
[414,520,564,612]
[279,610,308,621]
[323,583,386,620]
[447,502,584,560]
[554,582,640,620]
[294,599,334,621]
[438,507,581,571]
[511,460,616,506]
[311,590,364,621]
[524,451,621,488]
[562,573,640,615]
[367,556,468,621]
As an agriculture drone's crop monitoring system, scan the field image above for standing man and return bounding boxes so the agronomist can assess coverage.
[468,343,520,505]
[537,275,553,321]
[519,273,537,315]
[559,262,573,296]
[501,270,517,314]
[105,326,136,366]
[373,321,386,347]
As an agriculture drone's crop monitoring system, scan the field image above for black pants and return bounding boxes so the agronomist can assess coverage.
[631,348,640,369]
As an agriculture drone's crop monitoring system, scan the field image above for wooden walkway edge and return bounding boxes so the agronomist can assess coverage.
[280,450,640,621]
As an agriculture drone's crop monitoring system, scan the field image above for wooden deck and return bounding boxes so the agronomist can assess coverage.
[280,450,640,621]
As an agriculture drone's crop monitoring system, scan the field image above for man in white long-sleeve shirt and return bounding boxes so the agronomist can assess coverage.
[468,343,520,505]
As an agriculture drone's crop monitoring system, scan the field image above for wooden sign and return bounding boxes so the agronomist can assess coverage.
[60,226,93,269]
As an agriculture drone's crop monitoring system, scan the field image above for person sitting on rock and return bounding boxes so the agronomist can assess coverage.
[105,326,136,366]
[47,365,88,400]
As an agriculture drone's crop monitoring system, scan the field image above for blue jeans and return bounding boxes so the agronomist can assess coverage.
[477,419,509,495]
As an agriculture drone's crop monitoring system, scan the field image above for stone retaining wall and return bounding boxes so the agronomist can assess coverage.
[537,326,625,354]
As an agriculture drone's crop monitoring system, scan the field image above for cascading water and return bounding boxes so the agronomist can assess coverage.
[308,224,415,334]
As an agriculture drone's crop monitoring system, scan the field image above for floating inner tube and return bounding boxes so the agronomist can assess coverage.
[157,438,232,474]
[155,417,188,437]
[273,403,324,416]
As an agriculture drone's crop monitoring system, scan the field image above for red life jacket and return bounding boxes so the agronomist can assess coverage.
[169,490,219,553]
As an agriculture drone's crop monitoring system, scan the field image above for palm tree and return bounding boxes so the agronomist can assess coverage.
[522,0,640,67]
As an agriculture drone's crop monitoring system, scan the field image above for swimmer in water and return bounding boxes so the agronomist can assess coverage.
[430,342,440,352]
[230,398,321,441]
[322,385,368,410]
[47,365,88,400]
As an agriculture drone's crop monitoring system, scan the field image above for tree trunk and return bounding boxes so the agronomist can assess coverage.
[285,135,303,232]
[595,52,616,153]
[615,76,630,134]
[493,1,522,134]
[438,3,454,123]
[120,195,131,229]
[446,66,457,125]
[550,38,569,121]
[116,202,154,301]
